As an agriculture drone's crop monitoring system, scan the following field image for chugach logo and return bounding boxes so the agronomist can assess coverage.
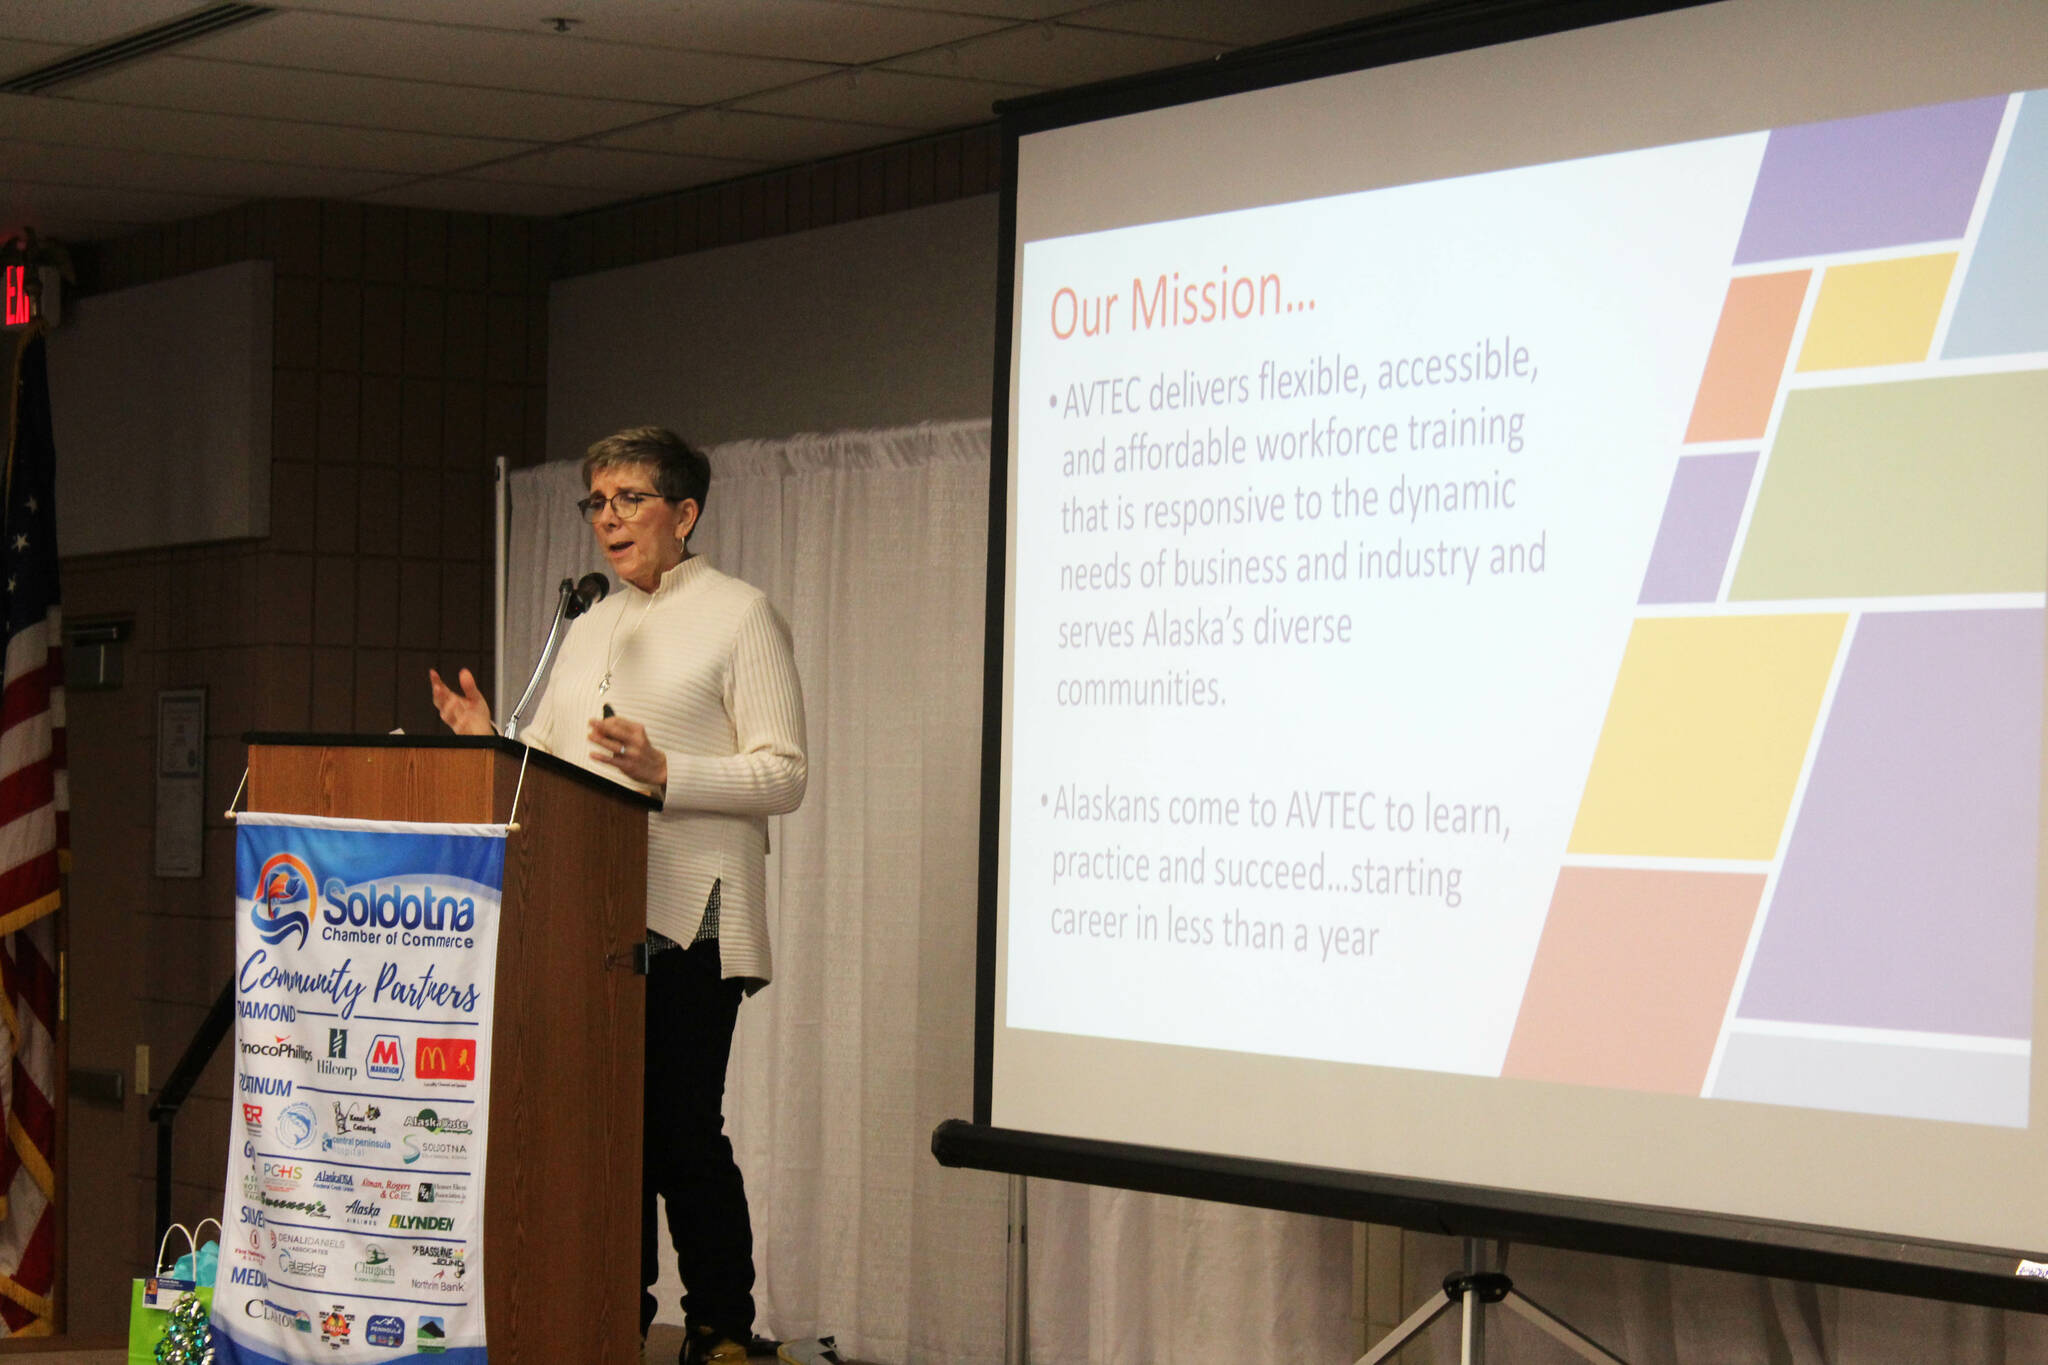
[251,853,316,951]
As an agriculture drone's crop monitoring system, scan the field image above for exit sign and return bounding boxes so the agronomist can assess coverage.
[3,265,28,327]
[3,265,58,329]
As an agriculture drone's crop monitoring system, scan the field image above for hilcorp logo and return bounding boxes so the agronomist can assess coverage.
[322,877,477,933]
[250,853,315,950]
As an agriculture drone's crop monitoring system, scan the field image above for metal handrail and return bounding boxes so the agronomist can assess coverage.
[147,979,234,1247]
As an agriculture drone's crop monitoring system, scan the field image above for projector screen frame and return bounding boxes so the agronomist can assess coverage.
[947,0,2048,1314]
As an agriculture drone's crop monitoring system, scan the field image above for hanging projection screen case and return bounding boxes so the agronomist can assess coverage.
[932,0,2048,1311]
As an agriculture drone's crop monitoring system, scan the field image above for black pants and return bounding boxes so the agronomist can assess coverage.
[640,937,754,1341]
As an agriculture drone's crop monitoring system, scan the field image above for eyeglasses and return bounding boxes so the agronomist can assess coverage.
[576,490,678,523]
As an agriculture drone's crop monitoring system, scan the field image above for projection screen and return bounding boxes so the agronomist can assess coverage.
[935,0,2048,1307]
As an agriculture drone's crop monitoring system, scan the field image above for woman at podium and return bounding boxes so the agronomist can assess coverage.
[430,425,808,1365]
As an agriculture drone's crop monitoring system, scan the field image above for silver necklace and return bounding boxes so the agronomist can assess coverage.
[596,594,654,693]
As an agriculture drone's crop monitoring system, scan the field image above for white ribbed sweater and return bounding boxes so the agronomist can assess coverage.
[524,556,807,983]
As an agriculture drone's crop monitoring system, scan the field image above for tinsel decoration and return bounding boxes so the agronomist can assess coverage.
[154,1292,215,1365]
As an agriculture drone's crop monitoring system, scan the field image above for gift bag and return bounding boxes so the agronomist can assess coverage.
[128,1221,219,1364]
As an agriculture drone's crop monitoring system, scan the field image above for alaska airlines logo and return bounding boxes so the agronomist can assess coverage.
[252,854,316,950]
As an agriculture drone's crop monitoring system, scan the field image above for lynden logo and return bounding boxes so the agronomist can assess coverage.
[251,853,316,951]
[414,1037,475,1082]
[328,1028,348,1059]
[367,1034,405,1082]
[388,1213,454,1232]
[238,1000,296,1022]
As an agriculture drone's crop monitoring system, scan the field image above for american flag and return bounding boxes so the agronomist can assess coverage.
[0,329,65,1336]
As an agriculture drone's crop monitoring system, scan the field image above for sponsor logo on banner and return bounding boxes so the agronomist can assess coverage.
[332,1100,381,1133]
[414,1037,475,1082]
[320,1306,355,1347]
[252,853,316,949]
[247,1299,314,1332]
[354,1245,397,1283]
[410,1269,465,1296]
[342,1200,385,1227]
[313,1169,354,1193]
[404,1108,473,1136]
[316,1058,359,1081]
[366,1314,405,1347]
[239,1000,297,1022]
[367,1033,406,1082]
[328,1028,347,1058]
[242,1103,264,1136]
[402,1133,470,1165]
[259,1192,328,1219]
[277,1101,318,1150]
[241,1035,314,1064]
[274,1229,344,1253]
[322,1131,393,1156]
[278,1253,328,1278]
[359,1176,412,1201]
[389,1213,455,1232]
[416,1180,467,1205]
[240,1072,292,1097]
[416,1316,447,1352]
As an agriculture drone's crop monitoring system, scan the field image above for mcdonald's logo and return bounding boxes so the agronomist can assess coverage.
[414,1037,475,1082]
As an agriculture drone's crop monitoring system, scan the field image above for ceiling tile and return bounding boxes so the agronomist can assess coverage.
[185,10,833,105]
[0,93,532,175]
[1071,0,1407,47]
[360,176,618,218]
[2,142,405,202]
[488,0,1011,66]
[732,67,1034,129]
[600,108,904,164]
[848,0,1100,18]
[886,20,1222,86]
[462,144,767,195]
[63,54,670,142]
[0,0,211,46]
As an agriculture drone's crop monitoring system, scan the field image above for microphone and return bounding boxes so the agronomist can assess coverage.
[503,573,612,740]
[566,572,609,619]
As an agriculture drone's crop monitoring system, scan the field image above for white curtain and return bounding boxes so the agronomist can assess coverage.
[502,424,2046,1365]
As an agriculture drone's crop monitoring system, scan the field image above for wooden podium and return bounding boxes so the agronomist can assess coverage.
[246,733,655,1364]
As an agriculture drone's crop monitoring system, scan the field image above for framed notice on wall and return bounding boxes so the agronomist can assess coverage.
[154,687,205,878]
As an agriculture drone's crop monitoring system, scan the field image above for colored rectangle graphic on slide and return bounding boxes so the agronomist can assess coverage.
[1568,614,1844,860]
[1944,90,2048,359]
[1683,272,1809,443]
[1796,253,1955,372]
[1503,868,1763,1094]
[1735,609,2043,1038]
[1729,371,2048,601]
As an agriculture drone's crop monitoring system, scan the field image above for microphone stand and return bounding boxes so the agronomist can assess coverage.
[504,575,608,739]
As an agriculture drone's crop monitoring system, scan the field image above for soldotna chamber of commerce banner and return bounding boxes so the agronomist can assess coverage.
[216,813,507,1365]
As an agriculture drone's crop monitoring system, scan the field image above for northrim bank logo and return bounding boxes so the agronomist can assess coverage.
[251,853,316,951]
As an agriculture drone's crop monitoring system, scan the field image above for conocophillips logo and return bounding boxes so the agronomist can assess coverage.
[240,1035,313,1064]
[251,853,316,950]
